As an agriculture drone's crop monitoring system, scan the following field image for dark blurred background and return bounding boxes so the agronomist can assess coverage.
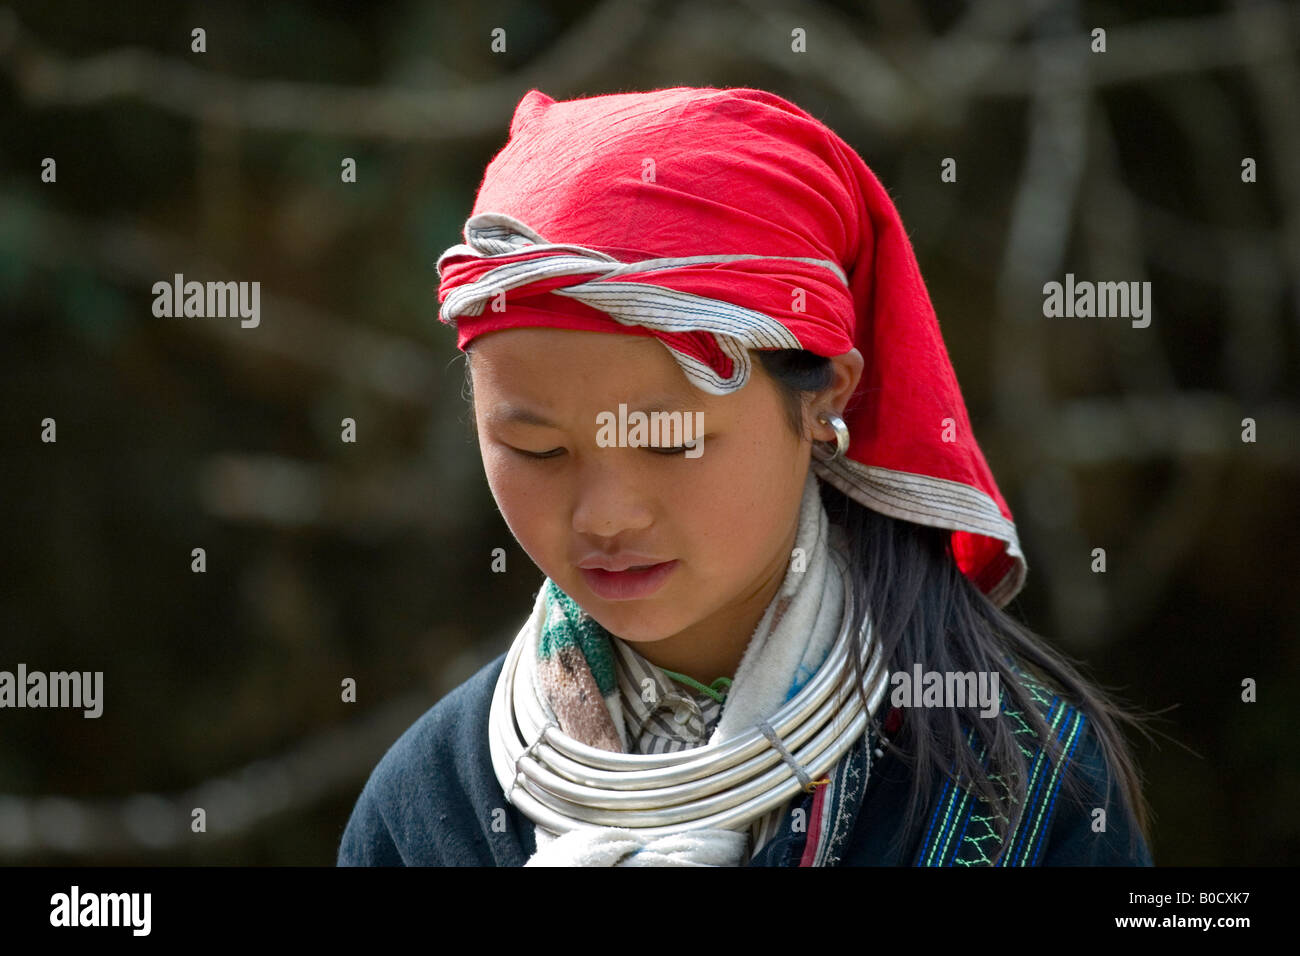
[1,0,1297,865]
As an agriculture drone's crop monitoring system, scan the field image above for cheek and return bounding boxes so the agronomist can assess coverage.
[672,438,791,563]
[482,453,561,555]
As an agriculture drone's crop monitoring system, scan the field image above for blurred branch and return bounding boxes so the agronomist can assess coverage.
[941,3,1300,97]
[0,193,444,406]
[0,1,659,140]
[6,3,1294,139]
[721,0,920,129]
[0,644,502,858]
[917,0,1062,109]
[1083,92,1177,396]
[991,0,1094,646]
[1122,27,1293,398]
[1048,394,1296,465]
[725,0,1299,131]
[196,452,468,537]
[1231,0,1300,331]
[1109,456,1227,639]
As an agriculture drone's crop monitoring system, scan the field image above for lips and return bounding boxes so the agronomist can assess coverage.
[577,560,679,601]
[576,553,673,572]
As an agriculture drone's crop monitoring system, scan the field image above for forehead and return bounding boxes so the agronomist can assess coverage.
[466,327,781,425]
[468,327,696,397]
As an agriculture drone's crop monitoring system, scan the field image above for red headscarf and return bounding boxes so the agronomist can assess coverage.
[437,87,1026,607]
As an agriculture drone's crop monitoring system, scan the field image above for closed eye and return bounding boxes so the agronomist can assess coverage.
[508,446,564,460]
[507,441,705,459]
[647,438,707,455]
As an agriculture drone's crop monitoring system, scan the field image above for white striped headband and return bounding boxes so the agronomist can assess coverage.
[436,212,850,395]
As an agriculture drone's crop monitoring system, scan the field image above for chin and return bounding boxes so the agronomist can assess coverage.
[586,606,678,643]
[602,625,675,646]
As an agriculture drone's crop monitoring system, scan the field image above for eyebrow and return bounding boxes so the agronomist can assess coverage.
[488,396,702,428]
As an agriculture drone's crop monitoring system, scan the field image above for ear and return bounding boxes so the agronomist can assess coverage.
[810,348,863,443]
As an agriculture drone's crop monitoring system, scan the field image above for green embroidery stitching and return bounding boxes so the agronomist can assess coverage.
[922,664,1082,867]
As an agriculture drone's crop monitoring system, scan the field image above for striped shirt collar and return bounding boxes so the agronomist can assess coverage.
[610,638,726,754]
[608,637,794,860]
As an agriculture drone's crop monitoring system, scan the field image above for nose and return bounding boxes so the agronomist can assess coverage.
[570,453,654,539]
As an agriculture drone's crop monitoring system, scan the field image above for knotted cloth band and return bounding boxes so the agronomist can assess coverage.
[436,86,1026,606]
[439,213,829,393]
[757,719,820,793]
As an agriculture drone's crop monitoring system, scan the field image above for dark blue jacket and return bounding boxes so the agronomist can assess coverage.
[337,652,1153,866]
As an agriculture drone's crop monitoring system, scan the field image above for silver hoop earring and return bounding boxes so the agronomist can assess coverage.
[813,412,850,462]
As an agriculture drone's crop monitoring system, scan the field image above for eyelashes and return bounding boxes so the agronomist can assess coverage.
[508,443,700,460]
[511,447,563,460]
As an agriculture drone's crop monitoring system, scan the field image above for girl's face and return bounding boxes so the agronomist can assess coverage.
[467,327,815,675]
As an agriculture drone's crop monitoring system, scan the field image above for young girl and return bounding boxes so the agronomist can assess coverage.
[338,86,1153,867]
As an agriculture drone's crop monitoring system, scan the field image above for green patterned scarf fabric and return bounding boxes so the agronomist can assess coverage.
[535,583,627,753]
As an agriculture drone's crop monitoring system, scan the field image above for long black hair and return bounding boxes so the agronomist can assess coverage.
[755,347,1154,863]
